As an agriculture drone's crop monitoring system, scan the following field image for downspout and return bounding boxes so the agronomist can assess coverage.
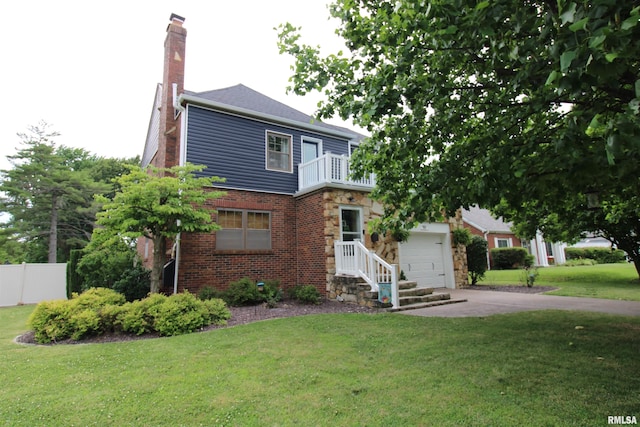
[484,231,491,270]
[172,83,187,294]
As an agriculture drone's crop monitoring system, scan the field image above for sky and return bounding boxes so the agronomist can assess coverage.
[1,0,351,168]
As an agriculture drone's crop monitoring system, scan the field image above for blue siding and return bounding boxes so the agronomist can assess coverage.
[185,105,351,194]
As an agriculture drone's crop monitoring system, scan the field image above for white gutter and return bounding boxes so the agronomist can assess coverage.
[177,93,358,141]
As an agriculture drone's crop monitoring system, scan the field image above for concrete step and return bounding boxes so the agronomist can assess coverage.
[399,292,449,306]
[398,280,418,290]
[387,298,468,313]
[399,287,434,297]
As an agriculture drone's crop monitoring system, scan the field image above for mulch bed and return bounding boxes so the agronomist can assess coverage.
[15,300,379,346]
[15,287,557,345]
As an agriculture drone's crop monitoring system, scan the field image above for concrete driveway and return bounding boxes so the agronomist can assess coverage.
[399,288,640,318]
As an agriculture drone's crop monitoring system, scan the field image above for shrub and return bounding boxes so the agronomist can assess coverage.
[289,284,321,305]
[28,300,74,344]
[66,249,83,298]
[28,288,127,343]
[452,228,472,246]
[27,289,231,342]
[491,247,532,270]
[467,236,488,285]
[565,247,626,264]
[119,293,168,335]
[203,298,232,325]
[113,264,151,301]
[224,277,265,306]
[151,292,216,336]
[198,286,223,301]
[261,280,283,308]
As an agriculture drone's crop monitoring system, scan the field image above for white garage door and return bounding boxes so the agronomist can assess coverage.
[399,233,447,288]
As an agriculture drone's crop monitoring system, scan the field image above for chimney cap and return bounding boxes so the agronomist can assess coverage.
[169,13,185,24]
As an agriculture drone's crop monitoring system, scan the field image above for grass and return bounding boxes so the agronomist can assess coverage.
[2,305,639,426]
[480,263,640,301]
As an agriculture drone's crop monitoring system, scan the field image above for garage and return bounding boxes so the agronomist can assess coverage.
[398,224,454,288]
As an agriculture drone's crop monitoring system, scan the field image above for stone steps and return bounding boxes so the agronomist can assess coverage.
[330,275,467,311]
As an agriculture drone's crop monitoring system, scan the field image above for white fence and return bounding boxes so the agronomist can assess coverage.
[0,263,67,307]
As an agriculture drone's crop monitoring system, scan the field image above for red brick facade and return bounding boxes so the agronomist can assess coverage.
[295,190,327,295]
[173,189,299,294]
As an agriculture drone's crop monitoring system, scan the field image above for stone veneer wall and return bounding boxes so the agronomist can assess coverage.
[448,209,469,288]
[322,189,399,295]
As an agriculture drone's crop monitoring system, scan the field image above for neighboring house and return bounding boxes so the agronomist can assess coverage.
[140,15,468,304]
[462,206,566,267]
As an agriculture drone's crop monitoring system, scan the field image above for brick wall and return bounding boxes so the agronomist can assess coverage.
[295,190,326,295]
[174,189,297,294]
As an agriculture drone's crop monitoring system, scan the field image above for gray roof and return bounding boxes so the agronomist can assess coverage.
[186,84,365,141]
[462,206,514,234]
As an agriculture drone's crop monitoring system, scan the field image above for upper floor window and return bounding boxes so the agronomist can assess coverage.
[266,131,292,172]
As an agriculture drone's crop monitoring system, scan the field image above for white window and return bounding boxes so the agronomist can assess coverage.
[266,131,292,172]
[495,237,512,248]
[216,210,271,250]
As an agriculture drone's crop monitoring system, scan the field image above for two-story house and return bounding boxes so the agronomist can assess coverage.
[141,14,467,308]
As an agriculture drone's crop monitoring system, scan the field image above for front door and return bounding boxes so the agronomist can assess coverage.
[340,207,363,241]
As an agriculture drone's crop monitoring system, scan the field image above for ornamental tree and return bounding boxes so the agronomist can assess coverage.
[278,0,640,278]
[95,164,225,293]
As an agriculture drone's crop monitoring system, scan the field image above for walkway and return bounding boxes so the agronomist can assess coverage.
[399,288,640,318]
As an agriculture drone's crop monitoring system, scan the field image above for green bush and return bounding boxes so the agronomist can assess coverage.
[198,286,223,301]
[150,292,213,336]
[491,247,532,270]
[452,228,472,246]
[112,264,151,301]
[224,277,265,306]
[119,293,168,335]
[28,289,230,343]
[565,247,627,264]
[66,249,83,298]
[28,300,74,344]
[28,288,126,344]
[467,236,488,285]
[289,284,321,305]
[203,298,232,325]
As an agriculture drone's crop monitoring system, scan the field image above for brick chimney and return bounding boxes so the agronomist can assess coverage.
[155,13,187,170]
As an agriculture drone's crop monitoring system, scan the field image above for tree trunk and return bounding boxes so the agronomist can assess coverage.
[150,236,166,293]
[48,195,58,263]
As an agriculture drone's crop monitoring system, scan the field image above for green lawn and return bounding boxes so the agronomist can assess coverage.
[480,263,640,301]
[2,305,639,426]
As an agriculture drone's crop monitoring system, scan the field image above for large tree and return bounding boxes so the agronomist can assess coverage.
[278,0,640,277]
[95,164,225,293]
[0,124,107,263]
[0,124,138,263]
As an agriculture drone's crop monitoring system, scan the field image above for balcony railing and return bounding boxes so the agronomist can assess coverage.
[298,152,375,192]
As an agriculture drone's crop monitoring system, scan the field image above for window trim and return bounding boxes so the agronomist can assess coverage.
[339,206,364,242]
[495,237,512,248]
[216,209,272,251]
[265,130,293,173]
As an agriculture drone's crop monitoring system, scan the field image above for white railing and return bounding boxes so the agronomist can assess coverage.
[334,240,399,309]
[298,152,376,191]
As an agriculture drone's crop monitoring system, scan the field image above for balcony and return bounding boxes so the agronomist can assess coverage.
[297,152,376,193]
